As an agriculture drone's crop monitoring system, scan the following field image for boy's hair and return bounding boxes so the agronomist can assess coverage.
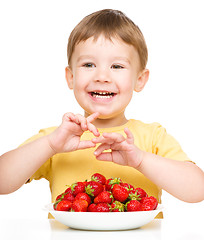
[67,9,148,70]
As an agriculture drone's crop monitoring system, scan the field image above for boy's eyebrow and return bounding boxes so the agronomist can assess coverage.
[76,55,131,64]
[76,55,95,62]
[113,57,131,64]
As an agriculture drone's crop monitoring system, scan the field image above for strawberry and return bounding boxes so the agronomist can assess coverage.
[112,184,129,202]
[91,173,106,185]
[55,193,64,202]
[105,177,122,191]
[54,193,65,209]
[128,188,148,201]
[87,203,97,212]
[74,192,91,205]
[126,200,141,212]
[55,200,72,211]
[85,181,103,197]
[63,192,75,202]
[64,187,72,194]
[135,188,148,199]
[94,191,113,204]
[82,180,89,187]
[71,199,88,212]
[128,189,141,201]
[120,183,134,192]
[140,196,158,211]
[71,182,85,196]
[54,191,74,207]
[111,200,125,212]
[95,203,111,212]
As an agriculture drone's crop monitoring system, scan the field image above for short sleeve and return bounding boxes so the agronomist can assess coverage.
[152,124,192,162]
[19,127,55,183]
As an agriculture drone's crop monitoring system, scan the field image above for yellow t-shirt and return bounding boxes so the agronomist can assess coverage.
[22,119,191,218]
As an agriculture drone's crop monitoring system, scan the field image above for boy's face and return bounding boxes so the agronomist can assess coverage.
[66,35,149,126]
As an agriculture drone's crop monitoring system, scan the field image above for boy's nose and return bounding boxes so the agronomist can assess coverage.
[94,68,111,83]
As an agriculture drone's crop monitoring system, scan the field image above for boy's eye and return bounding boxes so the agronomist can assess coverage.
[83,63,95,68]
[111,64,124,69]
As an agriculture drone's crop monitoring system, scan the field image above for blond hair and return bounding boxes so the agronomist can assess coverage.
[67,9,148,70]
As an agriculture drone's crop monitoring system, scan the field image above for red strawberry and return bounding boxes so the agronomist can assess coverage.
[120,183,134,192]
[135,188,148,199]
[91,173,106,185]
[105,177,122,191]
[71,182,85,196]
[112,184,129,202]
[71,199,88,212]
[128,188,148,201]
[55,191,74,205]
[126,200,141,212]
[94,191,113,204]
[75,192,91,205]
[128,189,141,201]
[85,181,103,197]
[63,192,75,202]
[55,200,72,211]
[95,203,111,212]
[55,193,64,202]
[111,200,125,212]
[88,203,97,212]
[54,193,65,209]
[140,196,158,211]
[82,180,89,187]
[65,187,72,194]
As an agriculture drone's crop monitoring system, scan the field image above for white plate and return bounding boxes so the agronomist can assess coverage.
[44,203,163,230]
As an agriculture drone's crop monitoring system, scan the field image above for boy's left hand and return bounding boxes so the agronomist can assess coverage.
[92,128,144,169]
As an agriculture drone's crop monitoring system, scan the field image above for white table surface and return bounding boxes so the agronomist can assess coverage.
[0,200,204,240]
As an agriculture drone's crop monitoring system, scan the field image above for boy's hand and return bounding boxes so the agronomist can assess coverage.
[47,112,100,153]
[92,128,144,169]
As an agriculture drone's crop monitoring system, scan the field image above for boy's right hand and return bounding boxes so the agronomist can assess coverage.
[46,112,100,154]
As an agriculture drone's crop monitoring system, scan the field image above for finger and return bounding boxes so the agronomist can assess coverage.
[62,112,75,122]
[124,128,134,144]
[74,114,88,131]
[92,136,107,144]
[86,112,100,123]
[94,143,111,156]
[87,122,100,137]
[95,152,113,162]
[102,132,125,143]
[78,140,96,150]
[62,112,86,130]
[92,133,125,144]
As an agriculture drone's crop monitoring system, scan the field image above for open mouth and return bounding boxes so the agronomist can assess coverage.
[89,91,116,99]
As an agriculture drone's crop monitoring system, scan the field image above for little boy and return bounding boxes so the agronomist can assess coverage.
[0,9,203,213]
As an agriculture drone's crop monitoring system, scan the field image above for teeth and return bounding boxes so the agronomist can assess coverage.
[94,94,112,98]
[91,91,114,98]
[93,92,112,95]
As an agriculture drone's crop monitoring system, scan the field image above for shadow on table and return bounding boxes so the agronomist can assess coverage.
[49,219,162,240]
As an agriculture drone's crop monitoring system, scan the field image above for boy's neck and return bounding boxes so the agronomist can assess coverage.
[85,112,128,128]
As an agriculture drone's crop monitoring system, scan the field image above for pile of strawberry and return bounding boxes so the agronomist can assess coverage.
[53,173,158,212]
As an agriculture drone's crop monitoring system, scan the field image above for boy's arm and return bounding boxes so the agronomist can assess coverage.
[0,136,55,194]
[137,152,204,202]
[92,128,204,202]
[0,112,99,194]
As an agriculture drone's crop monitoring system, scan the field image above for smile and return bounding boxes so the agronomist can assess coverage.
[90,91,116,98]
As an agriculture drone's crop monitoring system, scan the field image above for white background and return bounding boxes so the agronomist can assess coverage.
[0,0,203,220]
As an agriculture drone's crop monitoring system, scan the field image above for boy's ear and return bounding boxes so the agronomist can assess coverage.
[65,66,74,89]
[134,69,149,92]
